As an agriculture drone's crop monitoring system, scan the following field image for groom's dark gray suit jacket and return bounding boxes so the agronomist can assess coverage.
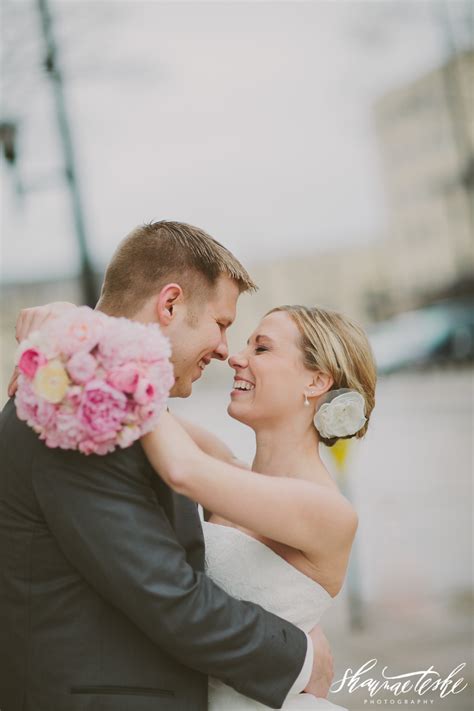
[0,398,307,711]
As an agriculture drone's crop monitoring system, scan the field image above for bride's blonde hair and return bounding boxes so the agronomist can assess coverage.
[267,305,377,446]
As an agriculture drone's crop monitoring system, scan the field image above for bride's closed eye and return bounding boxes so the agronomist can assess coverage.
[255,346,268,353]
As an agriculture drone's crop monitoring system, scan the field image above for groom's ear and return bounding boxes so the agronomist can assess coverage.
[155,283,183,326]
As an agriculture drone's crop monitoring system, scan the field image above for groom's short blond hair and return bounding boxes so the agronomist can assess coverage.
[97,221,257,316]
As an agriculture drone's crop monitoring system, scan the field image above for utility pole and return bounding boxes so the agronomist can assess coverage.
[36,0,97,306]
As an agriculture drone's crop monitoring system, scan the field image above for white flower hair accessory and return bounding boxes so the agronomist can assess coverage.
[314,388,367,440]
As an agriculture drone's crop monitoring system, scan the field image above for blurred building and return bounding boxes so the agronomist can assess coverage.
[373,49,474,308]
[2,52,473,393]
[226,242,385,362]
[234,50,474,337]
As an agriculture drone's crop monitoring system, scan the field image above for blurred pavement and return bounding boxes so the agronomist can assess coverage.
[173,367,473,710]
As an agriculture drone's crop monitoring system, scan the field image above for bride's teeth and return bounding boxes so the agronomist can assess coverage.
[233,380,255,391]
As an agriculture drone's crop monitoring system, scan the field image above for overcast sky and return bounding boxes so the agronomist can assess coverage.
[1,0,470,281]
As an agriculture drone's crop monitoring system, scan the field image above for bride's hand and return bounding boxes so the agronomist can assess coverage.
[8,301,78,397]
[305,624,334,698]
[15,301,77,342]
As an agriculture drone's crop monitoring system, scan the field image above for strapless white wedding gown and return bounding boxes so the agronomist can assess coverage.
[203,521,347,710]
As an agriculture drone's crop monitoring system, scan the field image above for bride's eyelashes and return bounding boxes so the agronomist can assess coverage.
[255,346,268,353]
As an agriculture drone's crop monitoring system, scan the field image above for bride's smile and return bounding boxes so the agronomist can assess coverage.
[227,310,332,432]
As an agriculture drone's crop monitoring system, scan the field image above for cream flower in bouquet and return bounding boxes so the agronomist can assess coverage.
[14,307,174,455]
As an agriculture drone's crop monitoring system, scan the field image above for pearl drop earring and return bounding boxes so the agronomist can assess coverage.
[304,394,310,407]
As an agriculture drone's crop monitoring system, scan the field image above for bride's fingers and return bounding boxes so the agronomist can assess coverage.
[16,307,49,342]
[23,310,38,340]
[8,367,19,397]
[16,308,37,342]
[15,309,27,342]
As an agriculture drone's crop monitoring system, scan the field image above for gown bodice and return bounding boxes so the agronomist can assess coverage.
[203,521,347,711]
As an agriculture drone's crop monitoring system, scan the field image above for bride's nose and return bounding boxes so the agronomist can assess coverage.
[228,350,248,370]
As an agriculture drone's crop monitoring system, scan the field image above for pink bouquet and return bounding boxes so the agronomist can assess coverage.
[14,307,174,455]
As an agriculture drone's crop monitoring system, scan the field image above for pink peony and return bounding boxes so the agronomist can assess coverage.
[147,362,175,395]
[55,411,86,443]
[107,364,141,393]
[35,399,57,430]
[15,378,40,425]
[46,307,105,356]
[65,385,83,408]
[79,380,127,439]
[67,351,97,384]
[98,319,172,367]
[78,438,116,456]
[18,348,47,378]
[140,411,161,436]
[121,399,139,425]
[134,378,155,405]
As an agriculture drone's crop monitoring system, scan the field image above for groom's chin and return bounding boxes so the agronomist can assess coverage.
[170,378,192,399]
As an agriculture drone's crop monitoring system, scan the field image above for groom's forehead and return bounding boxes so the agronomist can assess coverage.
[208,276,241,317]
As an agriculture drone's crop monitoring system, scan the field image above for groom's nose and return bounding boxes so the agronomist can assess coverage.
[212,337,229,361]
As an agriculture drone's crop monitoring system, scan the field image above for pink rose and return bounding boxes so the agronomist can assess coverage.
[79,380,127,439]
[67,351,97,384]
[107,364,141,394]
[134,378,155,405]
[18,348,47,378]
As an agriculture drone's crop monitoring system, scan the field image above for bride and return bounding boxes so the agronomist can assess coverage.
[11,302,376,710]
[141,304,377,710]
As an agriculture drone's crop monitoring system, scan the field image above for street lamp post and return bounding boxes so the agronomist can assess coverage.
[36,0,97,307]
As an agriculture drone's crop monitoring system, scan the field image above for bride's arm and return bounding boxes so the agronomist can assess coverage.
[10,302,246,469]
[172,415,249,468]
[142,412,357,557]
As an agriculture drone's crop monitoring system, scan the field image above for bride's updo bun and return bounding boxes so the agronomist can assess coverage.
[267,305,377,447]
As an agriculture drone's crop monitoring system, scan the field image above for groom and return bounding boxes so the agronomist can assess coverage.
[0,221,333,711]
